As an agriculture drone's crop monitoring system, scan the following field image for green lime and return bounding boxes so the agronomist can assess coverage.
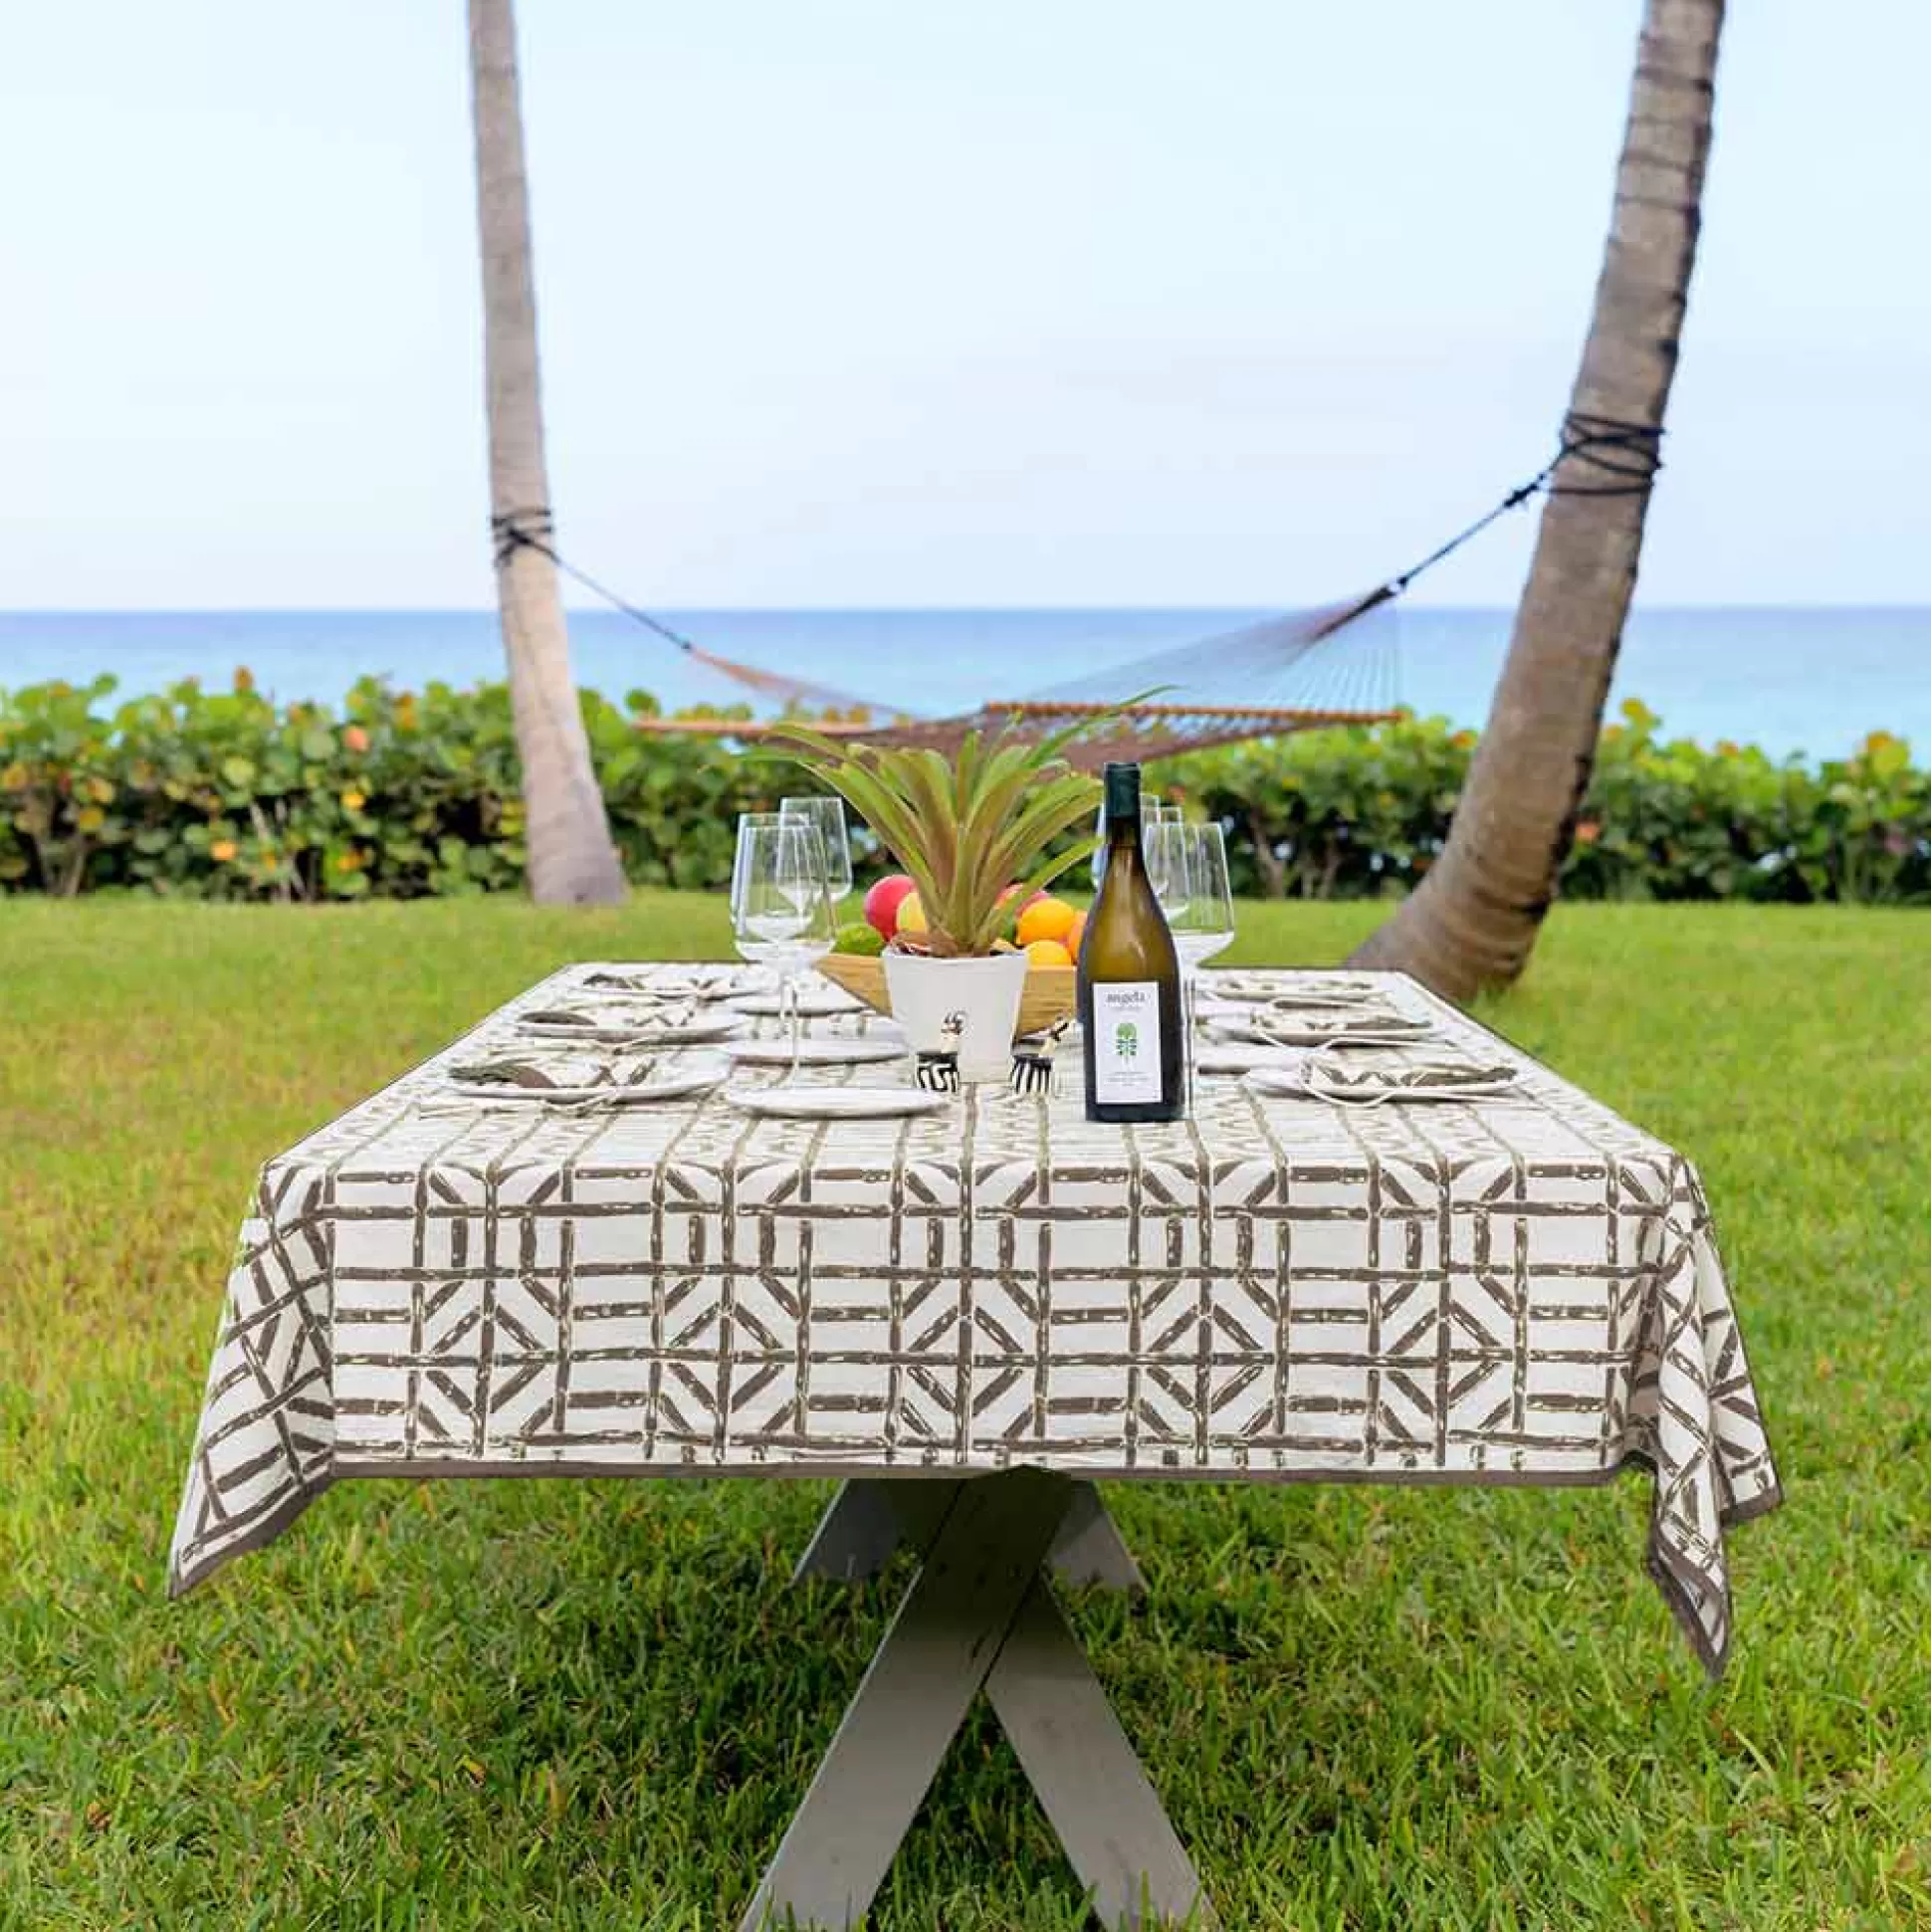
[834,921,885,957]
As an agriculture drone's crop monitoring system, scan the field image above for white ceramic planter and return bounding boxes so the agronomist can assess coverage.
[881,951,1028,1085]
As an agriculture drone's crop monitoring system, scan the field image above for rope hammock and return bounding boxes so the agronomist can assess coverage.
[493,412,1661,767]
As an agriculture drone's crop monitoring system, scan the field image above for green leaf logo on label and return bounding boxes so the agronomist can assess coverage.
[1115,1021,1138,1060]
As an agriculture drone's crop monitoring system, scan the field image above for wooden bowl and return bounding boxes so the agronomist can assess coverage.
[817,954,1077,1039]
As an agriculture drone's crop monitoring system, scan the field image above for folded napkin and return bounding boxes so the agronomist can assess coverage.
[581,966,749,999]
[420,1048,732,1116]
[448,1055,662,1092]
[1317,1059,1518,1094]
[1262,987,1398,1013]
[1244,1008,1432,1046]
[1198,971,1384,1006]
[1247,1058,1520,1105]
[521,997,706,1032]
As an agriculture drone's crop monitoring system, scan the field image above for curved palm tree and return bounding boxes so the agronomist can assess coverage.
[1353,0,1725,998]
[467,0,626,906]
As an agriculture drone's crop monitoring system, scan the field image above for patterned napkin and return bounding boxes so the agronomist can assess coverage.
[1262,986,1400,1013]
[448,1055,665,1092]
[1243,1008,1433,1047]
[579,966,750,999]
[1249,1058,1520,1105]
[522,998,705,1032]
[1198,971,1385,1006]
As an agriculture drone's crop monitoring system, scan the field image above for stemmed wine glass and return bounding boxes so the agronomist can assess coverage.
[1148,818,1236,1099]
[731,814,836,1078]
[1144,805,1189,926]
[779,795,854,911]
[1166,822,1235,974]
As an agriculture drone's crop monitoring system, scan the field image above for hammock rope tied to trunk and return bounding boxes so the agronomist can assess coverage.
[492,412,1662,768]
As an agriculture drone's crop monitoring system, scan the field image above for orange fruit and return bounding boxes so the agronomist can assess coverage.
[1015,896,1076,947]
[1064,911,1087,960]
[1022,938,1073,968]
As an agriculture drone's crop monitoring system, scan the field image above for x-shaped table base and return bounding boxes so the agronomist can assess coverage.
[742,1471,1215,1931]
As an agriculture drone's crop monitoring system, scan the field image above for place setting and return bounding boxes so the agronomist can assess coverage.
[1191,968,1384,1007]
[513,998,748,1047]
[576,964,762,999]
[1242,1047,1524,1106]
[428,1049,733,1112]
[1206,1003,1436,1050]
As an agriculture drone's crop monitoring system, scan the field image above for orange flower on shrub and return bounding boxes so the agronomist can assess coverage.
[342,725,371,754]
[1574,820,1602,846]
[210,838,239,862]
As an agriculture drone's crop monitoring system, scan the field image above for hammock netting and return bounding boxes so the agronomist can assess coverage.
[515,417,1656,767]
[632,585,1402,766]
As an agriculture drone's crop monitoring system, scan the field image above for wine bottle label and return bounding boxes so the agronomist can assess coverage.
[1090,981,1166,1106]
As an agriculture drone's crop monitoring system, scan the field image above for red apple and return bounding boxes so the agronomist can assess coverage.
[864,872,918,941]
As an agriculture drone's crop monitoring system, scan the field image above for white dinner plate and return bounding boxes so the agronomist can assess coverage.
[727,987,864,1018]
[724,1035,906,1067]
[727,1084,949,1121]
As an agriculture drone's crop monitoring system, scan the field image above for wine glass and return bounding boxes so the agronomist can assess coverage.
[1145,809,1191,928]
[730,811,783,990]
[731,815,836,1077]
[1152,821,1235,1103]
[1169,823,1234,973]
[779,795,854,908]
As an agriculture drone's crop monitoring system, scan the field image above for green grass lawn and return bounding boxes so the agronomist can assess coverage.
[3,897,1928,1930]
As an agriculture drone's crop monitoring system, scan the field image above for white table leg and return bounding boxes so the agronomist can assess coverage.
[741,1470,1072,1931]
[991,1579,1215,1929]
[748,1470,1212,1930]
[794,1476,1144,1594]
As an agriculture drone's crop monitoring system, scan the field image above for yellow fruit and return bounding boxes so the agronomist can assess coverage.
[1064,911,1087,960]
[896,892,927,935]
[1015,896,1076,947]
[1023,939,1072,968]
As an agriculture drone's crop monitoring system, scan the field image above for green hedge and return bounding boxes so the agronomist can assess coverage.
[2,675,1926,905]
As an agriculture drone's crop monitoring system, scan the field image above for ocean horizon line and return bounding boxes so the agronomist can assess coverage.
[3,599,1927,619]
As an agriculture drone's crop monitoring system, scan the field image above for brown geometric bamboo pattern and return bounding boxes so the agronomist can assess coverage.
[167,966,1780,1673]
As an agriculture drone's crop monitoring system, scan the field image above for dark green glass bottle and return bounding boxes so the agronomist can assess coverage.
[1079,761,1184,1123]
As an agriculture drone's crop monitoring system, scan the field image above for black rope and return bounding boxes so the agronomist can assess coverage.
[1386,410,1664,595]
[1547,410,1665,496]
[491,508,702,654]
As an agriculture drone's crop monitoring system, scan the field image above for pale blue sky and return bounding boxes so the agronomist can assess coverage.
[4,1,1925,609]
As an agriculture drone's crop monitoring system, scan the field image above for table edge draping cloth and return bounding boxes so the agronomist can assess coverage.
[167,966,1782,1675]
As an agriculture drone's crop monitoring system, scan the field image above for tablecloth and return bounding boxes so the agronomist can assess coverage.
[168,964,1781,1673]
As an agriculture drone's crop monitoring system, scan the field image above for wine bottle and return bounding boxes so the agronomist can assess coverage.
[1079,760,1184,1123]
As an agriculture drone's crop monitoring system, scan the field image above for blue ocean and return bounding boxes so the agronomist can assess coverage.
[1,606,1924,763]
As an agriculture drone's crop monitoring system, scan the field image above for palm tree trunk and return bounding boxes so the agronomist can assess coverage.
[467,0,626,906]
[1351,0,1724,999]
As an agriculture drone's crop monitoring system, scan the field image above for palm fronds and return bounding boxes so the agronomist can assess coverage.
[769,717,1117,957]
